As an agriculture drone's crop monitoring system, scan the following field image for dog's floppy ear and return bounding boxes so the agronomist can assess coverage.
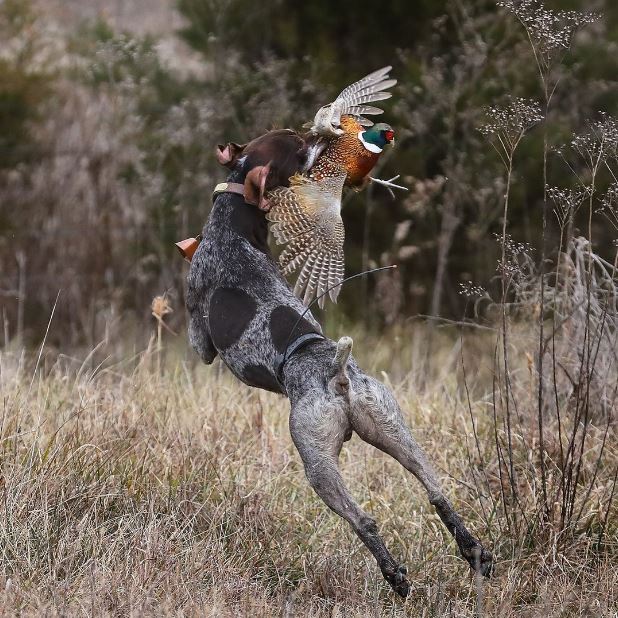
[244,163,271,211]
[216,142,246,168]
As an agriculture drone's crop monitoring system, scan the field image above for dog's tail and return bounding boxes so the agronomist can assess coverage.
[330,336,353,396]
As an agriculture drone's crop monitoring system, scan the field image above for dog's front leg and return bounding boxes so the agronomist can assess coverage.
[186,297,218,364]
[188,318,218,364]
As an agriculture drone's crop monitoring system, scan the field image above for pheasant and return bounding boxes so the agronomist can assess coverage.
[266,67,404,308]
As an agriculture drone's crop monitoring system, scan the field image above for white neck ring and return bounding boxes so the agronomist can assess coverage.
[358,131,383,154]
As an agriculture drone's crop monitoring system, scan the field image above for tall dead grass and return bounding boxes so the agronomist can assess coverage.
[0,326,615,617]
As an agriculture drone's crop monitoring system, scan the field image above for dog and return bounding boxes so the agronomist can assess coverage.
[185,129,493,596]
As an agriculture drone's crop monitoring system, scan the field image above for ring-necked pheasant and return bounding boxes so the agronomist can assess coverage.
[266,66,405,308]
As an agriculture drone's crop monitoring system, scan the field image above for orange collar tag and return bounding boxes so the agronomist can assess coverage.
[175,235,202,262]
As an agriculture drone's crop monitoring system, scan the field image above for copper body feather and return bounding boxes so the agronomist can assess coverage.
[266,67,396,308]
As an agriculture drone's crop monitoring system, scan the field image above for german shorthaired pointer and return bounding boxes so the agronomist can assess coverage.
[185,129,492,597]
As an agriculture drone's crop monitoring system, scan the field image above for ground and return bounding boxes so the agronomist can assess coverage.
[0,327,615,617]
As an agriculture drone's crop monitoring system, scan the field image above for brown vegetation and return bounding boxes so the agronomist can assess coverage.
[1,1,617,614]
[0,321,616,616]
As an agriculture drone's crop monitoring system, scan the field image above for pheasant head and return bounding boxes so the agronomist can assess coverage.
[358,123,395,153]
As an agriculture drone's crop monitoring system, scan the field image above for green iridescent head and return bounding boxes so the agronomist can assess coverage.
[361,123,395,149]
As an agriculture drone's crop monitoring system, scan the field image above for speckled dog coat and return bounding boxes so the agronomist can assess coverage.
[184,130,492,597]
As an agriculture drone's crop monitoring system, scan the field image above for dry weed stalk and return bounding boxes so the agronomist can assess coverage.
[497,1,601,522]
[151,293,174,374]
[464,0,617,552]
[479,97,541,531]
[0,333,616,616]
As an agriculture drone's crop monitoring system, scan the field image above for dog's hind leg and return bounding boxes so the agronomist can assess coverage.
[349,373,493,577]
[288,345,411,597]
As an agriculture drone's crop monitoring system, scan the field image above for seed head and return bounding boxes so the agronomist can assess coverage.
[151,295,173,321]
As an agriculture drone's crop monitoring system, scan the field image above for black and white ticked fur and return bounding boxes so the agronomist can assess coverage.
[187,168,322,393]
[185,131,493,597]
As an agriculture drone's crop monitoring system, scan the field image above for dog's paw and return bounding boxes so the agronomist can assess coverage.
[462,544,493,578]
[381,564,410,598]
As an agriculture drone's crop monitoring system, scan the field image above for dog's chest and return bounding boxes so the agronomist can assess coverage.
[191,195,322,395]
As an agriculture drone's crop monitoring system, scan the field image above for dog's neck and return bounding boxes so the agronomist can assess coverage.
[210,168,271,256]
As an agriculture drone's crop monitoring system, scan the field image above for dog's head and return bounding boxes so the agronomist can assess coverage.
[216,129,307,211]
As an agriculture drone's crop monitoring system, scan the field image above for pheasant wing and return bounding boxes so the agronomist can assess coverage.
[334,65,397,111]
[267,173,346,309]
[309,66,397,135]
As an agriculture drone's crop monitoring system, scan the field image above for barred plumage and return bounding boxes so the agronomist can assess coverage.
[267,173,346,309]
[266,68,397,308]
[308,66,396,136]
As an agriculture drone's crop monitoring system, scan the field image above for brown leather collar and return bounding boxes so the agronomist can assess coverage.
[212,181,246,201]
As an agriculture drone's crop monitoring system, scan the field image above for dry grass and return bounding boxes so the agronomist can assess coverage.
[0,328,616,617]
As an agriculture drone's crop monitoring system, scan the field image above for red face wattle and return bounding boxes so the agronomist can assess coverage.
[384,129,395,143]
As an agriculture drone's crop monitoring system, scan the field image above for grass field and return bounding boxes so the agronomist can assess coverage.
[0,326,616,617]
[2,0,616,615]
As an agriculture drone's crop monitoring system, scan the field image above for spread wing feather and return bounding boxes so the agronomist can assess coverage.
[267,173,346,309]
[309,66,397,135]
[335,66,395,103]
[336,81,396,109]
[347,104,386,116]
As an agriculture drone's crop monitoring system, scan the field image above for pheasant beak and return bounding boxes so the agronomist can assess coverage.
[385,129,395,144]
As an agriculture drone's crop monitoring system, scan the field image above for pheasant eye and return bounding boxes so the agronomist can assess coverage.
[384,130,395,141]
